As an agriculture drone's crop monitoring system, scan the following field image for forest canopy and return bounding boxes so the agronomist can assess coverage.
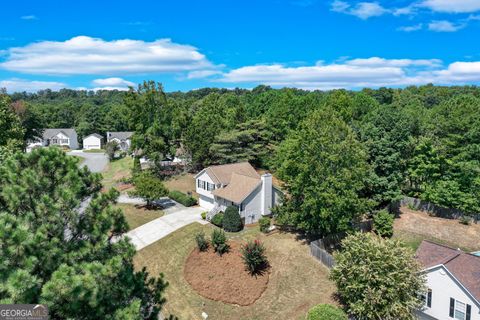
[6,83,480,220]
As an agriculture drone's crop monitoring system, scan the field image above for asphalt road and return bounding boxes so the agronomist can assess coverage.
[67,150,109,173]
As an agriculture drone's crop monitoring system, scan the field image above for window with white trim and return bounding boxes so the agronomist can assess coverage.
[450,298,471,320]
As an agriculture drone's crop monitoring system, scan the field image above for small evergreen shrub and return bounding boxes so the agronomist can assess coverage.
[459,215,471,225]
[195,232,209,252]
[241,240,268,274]
[259,217,271,233]
[201,212,207,220]
[223,206,243,232]
[168,190,197,207]
[211,229,229,255]
[306,304,348,320]
[373,210,394,238]
[211,212,224,227]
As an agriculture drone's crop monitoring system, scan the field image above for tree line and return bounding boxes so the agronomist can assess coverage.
[3,82,480,233]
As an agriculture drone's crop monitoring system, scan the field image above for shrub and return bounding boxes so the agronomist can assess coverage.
[223,206,243,232]
[211,229,229,255]
[330,233,425,319]
[407,203,416,211]
[241,240,268,274]
[168,190,197,207]
[195,232,209,252]
[459,215,471,225]
[372,210,394,238]
[201,212,207,220]
[211,212,224,227]
[306,304,347,320]
[259,217,271,233]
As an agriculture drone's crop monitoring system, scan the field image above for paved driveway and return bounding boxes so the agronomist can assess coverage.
[67,150,108,173]
[126,206,207,251]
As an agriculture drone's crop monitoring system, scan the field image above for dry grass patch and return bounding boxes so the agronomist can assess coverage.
[164,173,198,198]
[134,224,335,320]
[394,206,480,252]
[114,204,163,230]
[101,156,133,191]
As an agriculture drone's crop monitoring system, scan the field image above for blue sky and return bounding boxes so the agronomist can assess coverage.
[1,0,479,92]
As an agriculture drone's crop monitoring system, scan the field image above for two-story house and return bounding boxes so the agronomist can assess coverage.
[416,240,480,320]
[195,162,282,224]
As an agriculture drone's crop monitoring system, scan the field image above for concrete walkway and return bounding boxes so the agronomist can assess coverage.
[125,206,207,250]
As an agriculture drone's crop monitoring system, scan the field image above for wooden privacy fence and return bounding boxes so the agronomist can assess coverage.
[392,196,480,222]
[310,220,372,269]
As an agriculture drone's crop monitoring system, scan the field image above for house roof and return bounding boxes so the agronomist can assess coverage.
[416,240,480,303]
[203,162,260,185]
[84,133,103,139]
[212,172,262,204]
[108,131,134,141]
[43,128,77,139]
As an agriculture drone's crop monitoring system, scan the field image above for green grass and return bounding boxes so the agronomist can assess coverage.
[114,204,163,230]
[101,156,133,190]
[83,149,105,153]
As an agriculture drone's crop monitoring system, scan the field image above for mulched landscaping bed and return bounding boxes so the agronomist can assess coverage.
[184,242,269,306]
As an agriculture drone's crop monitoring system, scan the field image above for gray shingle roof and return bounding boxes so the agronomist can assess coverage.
[107,131,134,141]
[42,128,77,139]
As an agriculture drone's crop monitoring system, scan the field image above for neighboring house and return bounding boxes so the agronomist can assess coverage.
[83,133,103,150]
[106,131,134,151]
[26,128,79,151]
[415,240,480,320]
[195,162,282,224]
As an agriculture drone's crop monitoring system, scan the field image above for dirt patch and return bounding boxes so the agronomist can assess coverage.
[394,206,480,251]
[184,242,269,306]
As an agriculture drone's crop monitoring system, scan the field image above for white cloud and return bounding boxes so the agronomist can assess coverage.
[20,15,38,20]
[331,1,389,19]
[216,57,480,90]
[428,20,465,32]
[0,36,216,75]
[91,77,135,87]
[421,0,480,13]
[0,78,66,92]
[397,24,423,32]
[346,57,441,67]
[187,70,223,79]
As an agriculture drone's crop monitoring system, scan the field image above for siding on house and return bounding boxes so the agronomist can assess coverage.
[83,134,103,150]
[418,266,480,320]
[242,184,263,224]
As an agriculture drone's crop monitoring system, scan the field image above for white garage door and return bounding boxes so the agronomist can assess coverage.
[199,195,214,210]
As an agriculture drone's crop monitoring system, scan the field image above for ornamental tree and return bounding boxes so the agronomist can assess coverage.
[330,233,425,320]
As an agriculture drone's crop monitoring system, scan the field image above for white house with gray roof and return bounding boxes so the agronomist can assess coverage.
[27,128,79,151]
[106,131,134,151]
[83,133,103,150]
[195,162,282,224]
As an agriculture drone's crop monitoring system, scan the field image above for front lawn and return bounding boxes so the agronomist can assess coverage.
[114,203,163,230]
[134,224,336,320]
[101,156,133,190]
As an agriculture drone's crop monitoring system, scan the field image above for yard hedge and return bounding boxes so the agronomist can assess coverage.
[169,190,197,207]
[306,304,347,320]
[223,206,243,232]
